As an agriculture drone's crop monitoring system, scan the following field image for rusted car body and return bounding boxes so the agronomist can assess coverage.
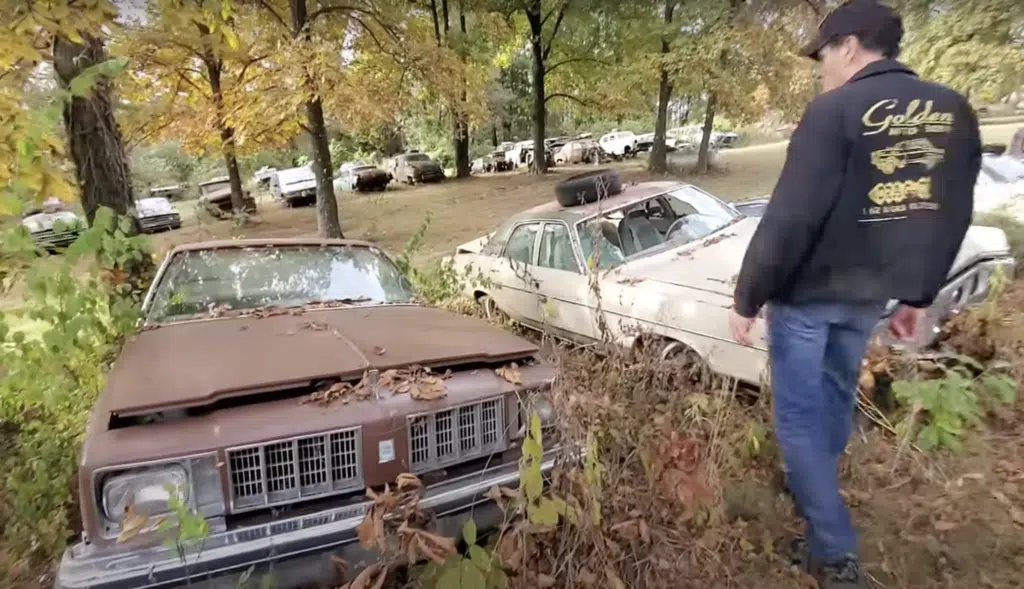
[56,238,556,589]
[197,177,257,217]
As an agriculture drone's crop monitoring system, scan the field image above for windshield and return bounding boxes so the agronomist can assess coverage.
[404,154,430,162]
[146,245,417,323]
[983,157,1024,183]
[575,185,739,267]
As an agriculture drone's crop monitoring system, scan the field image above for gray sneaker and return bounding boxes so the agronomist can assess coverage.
[813,556,865,589]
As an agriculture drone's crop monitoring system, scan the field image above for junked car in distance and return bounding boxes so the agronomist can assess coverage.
[449,170,1015,386]
[56,238,558,589]
[388,151,445,184]
[197,176,257,218]
[131,196,182,234]
[21,198,86,251]
[554,139,604,165]
[334,161,391,192]
[270,166,318,207]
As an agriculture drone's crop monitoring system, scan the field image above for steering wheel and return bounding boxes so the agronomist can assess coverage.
[665,214,721,243]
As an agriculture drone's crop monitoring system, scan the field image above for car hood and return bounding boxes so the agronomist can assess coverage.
[135,197,177,217]
[100,305,538,416]
[975,181,1024,218]
[355,168,387,176]
[21,210,82,231]
[282,178,318,193]
[606,216,1011,298]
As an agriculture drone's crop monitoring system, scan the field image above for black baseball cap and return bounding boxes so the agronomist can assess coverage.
[800,0,903,61]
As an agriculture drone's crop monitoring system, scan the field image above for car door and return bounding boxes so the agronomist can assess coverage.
[530,221,601,344]
[487,222,544,327]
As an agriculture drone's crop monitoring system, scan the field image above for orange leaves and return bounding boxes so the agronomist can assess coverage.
[644,426,714,519]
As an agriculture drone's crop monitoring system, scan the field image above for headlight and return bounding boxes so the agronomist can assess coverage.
[102,465,189,522]
[518,392,555,437]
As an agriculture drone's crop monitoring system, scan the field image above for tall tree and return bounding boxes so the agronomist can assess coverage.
[247,0,405,237]
[649,0,677,174]
[52,34,134,224]
[116,0,271,213]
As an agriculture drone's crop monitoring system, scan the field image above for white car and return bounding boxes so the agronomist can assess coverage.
[132,196,181,233]
[21,201,86,250]
[270,166,318,207]
[974,153,1024,219]
[449,175,1015,386]
[598,131,639,158]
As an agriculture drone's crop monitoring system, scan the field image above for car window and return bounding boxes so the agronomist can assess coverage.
[576,219,626,270]
[503,223,540,265]
[537,223,579,273]
[146,246,416,323]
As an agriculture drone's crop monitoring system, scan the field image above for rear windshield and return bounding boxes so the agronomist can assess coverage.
[146,246,416,323]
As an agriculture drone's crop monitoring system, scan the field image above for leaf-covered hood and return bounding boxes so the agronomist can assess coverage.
[100,305,538,416]
[21,210,82,232]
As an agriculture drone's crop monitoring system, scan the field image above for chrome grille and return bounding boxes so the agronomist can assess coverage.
[227,428,361,512]
[408,398,505,473]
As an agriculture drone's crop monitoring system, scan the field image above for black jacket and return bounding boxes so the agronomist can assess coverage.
[733,60,981,318]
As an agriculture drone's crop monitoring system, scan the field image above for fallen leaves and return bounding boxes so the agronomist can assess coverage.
[496,362,522,385]
[116,501,164,544]
[302,375,375,406]
[379,365,451,401]
[616,276,644,286]
[700,232,736,248]
[339,563,388,589]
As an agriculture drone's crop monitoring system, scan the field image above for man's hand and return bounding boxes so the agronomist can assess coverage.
[889,305,925,342]
[729,308,757,346]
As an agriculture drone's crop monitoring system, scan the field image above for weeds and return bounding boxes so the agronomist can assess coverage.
[0,208,146,579]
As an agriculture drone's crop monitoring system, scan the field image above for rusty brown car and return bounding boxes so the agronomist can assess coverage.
[197,176,257,217]
[56,238,557,589]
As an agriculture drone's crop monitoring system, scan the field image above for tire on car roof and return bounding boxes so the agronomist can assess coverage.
[554,168,624,207]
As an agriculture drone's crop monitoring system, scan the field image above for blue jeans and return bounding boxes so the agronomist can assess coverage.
[767,301,884,564]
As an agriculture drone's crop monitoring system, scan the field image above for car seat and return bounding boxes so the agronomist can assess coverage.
[617,210,664,256]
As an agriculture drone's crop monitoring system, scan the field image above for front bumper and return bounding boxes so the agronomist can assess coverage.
[138,214,182,233]
[873,255,1016,349]
[56,453,556,589]
[32,229,81,249]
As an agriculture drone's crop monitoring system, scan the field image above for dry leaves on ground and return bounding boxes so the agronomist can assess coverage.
[379,365,451,401]
[339,563,388,589]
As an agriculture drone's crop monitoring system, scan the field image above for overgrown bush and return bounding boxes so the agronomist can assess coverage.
[0,209,148,576]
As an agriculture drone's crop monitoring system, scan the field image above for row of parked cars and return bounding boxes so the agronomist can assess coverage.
[471,126,740,175]
[53,162,1019,589]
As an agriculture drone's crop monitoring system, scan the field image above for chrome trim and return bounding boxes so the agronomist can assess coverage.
[225,426,363,514]
[58,452,560,589]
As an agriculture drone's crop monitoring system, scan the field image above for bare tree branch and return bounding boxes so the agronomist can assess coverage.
[254,0,290,30]
[542,1,570,61]
[544,92,595,108]
[545,56,610,74]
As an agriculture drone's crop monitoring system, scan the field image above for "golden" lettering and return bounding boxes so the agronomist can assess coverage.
[861,99,955,136]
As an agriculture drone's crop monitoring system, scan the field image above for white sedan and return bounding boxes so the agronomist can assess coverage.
[974,152,1024,219]
[449,176,1015,386]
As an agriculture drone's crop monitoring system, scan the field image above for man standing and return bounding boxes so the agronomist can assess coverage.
[728,1,981,588]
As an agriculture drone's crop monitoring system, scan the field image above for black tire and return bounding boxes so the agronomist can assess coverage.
[554,169,624,207]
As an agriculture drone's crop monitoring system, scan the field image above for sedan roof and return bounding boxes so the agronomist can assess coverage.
[507,180,685,226]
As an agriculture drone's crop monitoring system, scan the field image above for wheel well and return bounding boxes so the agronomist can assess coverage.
[632,334,698,360]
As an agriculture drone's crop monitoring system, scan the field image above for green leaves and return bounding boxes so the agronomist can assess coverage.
[67,57,129,98]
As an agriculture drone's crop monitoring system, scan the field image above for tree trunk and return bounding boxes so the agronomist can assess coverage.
[452,0,471,178]
[200,48,245,212]
[306,98,343,237]
[682,95,691,124]
[52,34,133,225]
[696,93,717,174]
[291,0,342,237]
[491,124,499,147]
[526,1,547,174]
[650,1,676,175]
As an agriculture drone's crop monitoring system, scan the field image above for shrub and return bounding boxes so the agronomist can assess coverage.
[0,210,147,575]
